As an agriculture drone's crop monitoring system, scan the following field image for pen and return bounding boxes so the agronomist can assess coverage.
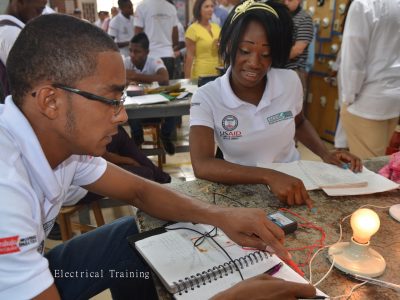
[264,262,283,276]
[285,259,305,277]
[352,274,400,292]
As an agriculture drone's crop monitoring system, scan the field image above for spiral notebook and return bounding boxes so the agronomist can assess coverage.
[129,222,326,300]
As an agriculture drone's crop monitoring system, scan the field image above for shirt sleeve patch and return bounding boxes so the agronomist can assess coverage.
[0,236,20,255]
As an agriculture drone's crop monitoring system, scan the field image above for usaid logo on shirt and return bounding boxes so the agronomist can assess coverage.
[220,115,242,140]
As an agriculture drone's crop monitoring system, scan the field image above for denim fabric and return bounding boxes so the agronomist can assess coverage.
[45,217,157,300]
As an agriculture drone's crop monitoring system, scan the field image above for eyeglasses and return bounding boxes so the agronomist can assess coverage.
[52,83,126,115]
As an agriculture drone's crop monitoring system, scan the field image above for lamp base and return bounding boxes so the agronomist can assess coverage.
[389,204,400,222]
[328,238,386,277]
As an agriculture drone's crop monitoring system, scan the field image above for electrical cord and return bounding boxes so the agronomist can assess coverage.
[307,204,391,298]
[166,226,244,280]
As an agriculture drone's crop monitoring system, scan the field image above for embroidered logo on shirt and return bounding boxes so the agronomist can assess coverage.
[19,235,37,247]
[220,115,242,140]
[266,111,293,124]
[222,115,238,131]
[0,236,20,255]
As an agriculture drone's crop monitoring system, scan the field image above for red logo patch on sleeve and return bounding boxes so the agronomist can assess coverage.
[0,236,20,255]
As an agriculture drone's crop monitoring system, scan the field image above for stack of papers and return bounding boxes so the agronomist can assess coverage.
[258,160,399,196]
[124,94,169,105]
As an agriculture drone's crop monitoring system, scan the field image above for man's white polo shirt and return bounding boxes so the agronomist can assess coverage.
[0,15,25,65]
[0,97,107,298]
[190,68,303,166]
[108,12,134,58]
[134,0,179,58]
[123,55,166,75]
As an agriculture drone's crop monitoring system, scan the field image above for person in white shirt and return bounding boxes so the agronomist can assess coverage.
[94,11,109,30]
[108,0,134,58]
[218,0,234,12]
[0,0,46,99]
[123,32,177,154]
[0,13,316,300]
[189,0,362,208]
[339,0,400,159]
[123,33,169,85]
[134,0,179,78]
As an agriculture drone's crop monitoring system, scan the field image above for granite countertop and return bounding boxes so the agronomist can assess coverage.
[137,156,400,299]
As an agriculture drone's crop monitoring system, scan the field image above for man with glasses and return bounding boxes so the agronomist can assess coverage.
[0,14,315,299]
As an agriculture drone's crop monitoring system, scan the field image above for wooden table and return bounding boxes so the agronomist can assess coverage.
[136,157,400,299]
[123,80,193,157]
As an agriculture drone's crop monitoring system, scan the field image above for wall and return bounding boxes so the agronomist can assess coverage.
[304,0,347,143]
[0,2,7,14]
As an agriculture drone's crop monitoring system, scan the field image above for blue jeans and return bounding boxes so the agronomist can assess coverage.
[45,217,157,300]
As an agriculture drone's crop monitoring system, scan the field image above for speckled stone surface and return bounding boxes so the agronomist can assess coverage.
[137,157,400,299]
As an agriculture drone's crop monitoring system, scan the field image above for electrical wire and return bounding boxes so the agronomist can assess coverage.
[330,281,367,299]
[308,204,391,298]
[166,226,244,280]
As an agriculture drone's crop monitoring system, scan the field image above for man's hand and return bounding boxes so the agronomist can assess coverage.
[321,149,363,173]
[215,207,289,260]
[266,170,313,208]
[211,274,316,300]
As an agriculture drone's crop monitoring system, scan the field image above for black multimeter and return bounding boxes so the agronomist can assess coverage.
[267,211,298,235]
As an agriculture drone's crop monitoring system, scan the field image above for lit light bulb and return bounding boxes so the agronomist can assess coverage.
[350,208,380,244]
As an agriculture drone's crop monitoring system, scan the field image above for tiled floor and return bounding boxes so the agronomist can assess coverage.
[45,116,333,300]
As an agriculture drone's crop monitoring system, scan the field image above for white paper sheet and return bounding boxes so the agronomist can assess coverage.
[124,94,169,105]
[257,160,399,196]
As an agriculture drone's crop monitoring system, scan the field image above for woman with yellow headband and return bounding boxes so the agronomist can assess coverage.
[189,0,362,208]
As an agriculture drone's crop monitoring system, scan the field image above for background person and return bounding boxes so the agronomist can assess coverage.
[283,0,314,93]
[0,0,46,101]
[134,0,179,79]
[339,0,400,159]
[189,0,362,207]
[185,0,221,79]
[94,10,109,29]
[108,0,134,58]
[124,32,176,154]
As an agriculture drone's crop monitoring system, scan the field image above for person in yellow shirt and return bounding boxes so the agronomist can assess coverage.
[185,0,221,79]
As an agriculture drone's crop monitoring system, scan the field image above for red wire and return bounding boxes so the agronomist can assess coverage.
[279,208,327,268]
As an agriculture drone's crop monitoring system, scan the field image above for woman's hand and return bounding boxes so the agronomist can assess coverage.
[266,170,313,208]
[320,149,363,173]
[211,274,317,300]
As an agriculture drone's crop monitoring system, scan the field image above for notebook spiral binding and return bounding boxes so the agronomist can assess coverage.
[173,251,271,295]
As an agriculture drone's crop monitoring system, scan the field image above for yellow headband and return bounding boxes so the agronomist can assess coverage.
[230,0,279,24]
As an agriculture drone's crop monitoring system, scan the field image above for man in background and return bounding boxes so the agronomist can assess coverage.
[134,0,179,79]
[339,0,400,158]
[108,0,134,58]
[0,0,46,101]
[124,32,177,154]
[211,0,228,27]
[94,10,109,29]
[283,0,313,92]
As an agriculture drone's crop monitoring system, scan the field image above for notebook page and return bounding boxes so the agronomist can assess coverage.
[299,160,368,188]
[175,255,327,300]
[124,94,169,105]
[135,223,276,293]
[257,161,319,190]
[174,258,274,300]
[322,167,399,196]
